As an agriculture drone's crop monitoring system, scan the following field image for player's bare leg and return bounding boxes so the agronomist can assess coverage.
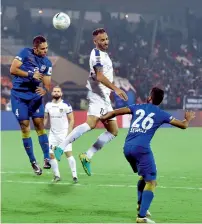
[79,120,118,176]
[136,180,156,223]
[20,120,42,175]
[54,115,99,161]
[85,119,118,158]
[65,151,78,183]
[33,118,51,169]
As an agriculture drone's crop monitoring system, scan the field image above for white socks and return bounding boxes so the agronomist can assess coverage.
[50,158,60,177]
[50,156,77,179]
[86,131,116,159]
[59,123,91,150]
[67,156,77,178]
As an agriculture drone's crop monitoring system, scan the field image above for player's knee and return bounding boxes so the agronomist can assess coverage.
[50,153,55,159]
[34,123,45,132]
[33,118,45,131]
[145,180,157,191]
[86,121,96,129]
[110,129,118,136]
[20,122,30,135]
[65,151,72,158]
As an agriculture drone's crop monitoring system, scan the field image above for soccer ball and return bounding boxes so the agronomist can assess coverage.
[52,12,71,30]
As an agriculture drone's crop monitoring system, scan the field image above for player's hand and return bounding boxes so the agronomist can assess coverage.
[100,115,107,123]
[35,87,47,96]
[115,88,128,101]
[33,71,43,81]
[185,111,196,122]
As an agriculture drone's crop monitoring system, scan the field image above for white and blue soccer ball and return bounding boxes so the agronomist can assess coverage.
[52,12,71,30]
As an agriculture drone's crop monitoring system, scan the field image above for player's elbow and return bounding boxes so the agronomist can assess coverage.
[96,73,104,82]
[179,122,188,129]
[44,84,51,92]
[10,66,16,75]
[181,124,188,129]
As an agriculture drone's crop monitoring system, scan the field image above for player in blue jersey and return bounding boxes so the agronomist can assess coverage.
[101,87,195,223]
[10,36,52,175]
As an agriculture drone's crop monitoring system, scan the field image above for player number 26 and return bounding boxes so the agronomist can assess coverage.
[131,109,155,130]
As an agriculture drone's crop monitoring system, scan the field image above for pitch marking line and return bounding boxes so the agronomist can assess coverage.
[0,171,199,180]
[1,180,202,191]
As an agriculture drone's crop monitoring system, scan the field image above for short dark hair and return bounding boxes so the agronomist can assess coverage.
[53,85,62,90]
[150,87,164,105]
[33,35,47,48]
[92,28,106,37]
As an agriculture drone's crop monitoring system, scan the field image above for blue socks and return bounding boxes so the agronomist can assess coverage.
[38,134,50,160]
[137,178,146,205]
[23,137,36,163]
[139,190,154,217]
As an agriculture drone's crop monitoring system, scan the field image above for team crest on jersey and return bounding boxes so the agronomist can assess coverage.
[59,108,63,113]
[40,65,46,72]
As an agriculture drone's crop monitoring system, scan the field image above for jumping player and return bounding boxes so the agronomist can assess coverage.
[54,28,128,176]
[10,36,52,175]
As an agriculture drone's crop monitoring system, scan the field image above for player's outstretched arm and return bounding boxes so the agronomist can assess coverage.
[169,111,195,129]
[94,66,128,101]
[100,107,132,122]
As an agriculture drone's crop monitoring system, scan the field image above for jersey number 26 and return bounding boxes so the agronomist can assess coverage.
[131,109,155,130]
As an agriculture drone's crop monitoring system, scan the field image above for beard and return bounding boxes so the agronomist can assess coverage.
[52,96,61,101]
[98,43,108,51]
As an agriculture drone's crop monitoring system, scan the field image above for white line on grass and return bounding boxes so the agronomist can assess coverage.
[1,180,202,191]
[0,171,198,180]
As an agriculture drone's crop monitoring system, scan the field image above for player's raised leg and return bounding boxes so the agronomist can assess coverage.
[33,117,51,169]
[54,115,98,161]
[79,119,117,176]
[86,120,117,158]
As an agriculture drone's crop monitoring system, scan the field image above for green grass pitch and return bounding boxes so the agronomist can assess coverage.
[1,128,202,223]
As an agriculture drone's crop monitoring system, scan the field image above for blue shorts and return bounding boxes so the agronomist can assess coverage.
[124,145,157,181]
[11,94,44,121]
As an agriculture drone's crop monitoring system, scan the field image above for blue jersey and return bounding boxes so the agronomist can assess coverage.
[11,48,52,100]
[124,103,173,149]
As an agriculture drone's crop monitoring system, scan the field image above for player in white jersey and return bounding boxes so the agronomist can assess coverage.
[44,86,78,183]
[54,28,128,176]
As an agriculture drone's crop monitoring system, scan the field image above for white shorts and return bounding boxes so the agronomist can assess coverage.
[49,131,72,153]
[87,91,116,120]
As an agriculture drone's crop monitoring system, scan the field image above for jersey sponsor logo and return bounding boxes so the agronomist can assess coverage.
[34,67,39,72]
[40,65,46,72]
[96,56,101,63]
[50,116,63,118]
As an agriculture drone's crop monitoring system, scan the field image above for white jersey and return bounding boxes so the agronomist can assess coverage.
[45,100,73,134]
[86,48,113,100]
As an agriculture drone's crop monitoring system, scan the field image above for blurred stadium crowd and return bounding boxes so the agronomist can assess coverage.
[1,7,202,110]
